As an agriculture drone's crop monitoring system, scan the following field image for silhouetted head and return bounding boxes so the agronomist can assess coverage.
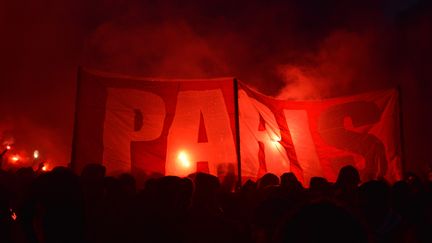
[335,165,360,189]
[281,172,298,186]
[359,180,390,209]
[151,176,187,211]
[178,177,193,210]
[219,164,236,192]
[392,180,409,195]
[258,173,279,189]
[104,176,121,198]
[15,167,35,186]
[194,173,220,194]
[308,177,332,200]
[15,167,35,177]
[81,163,106,182]
[309,177,330,191]
[192,173,220,209]
[118,173,136,196]
[391,180,410,215]
[404,172,424,194]
[35,167,84,242]
[241,179,257,193]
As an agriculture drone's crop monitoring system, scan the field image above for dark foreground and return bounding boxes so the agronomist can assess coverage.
[1,165,432,243]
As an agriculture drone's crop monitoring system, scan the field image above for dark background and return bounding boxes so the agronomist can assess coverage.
[0,0,431,175]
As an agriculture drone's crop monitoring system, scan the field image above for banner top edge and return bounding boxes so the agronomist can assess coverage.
[79,67,236,82]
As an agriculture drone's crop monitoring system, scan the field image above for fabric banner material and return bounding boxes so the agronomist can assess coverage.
[72,68,402,185]
[73,68,238,183]
[239,83,401,184]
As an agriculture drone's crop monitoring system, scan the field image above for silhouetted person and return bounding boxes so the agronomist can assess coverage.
[399,172,430,242]
[392,180,411,222]
[280,172,303,191]
[257,173,279,190]
[279,172,306,207]
[5,158,432,243]
[0,183,12,242]
[186,173,243,243]
[253,185,294,243]
[33,166,85,243]
[308,176,332,201]
[276,201,367,243]
[118,173,136,199]
[335,165,361,189]
[238,179,258,223]
[132,176,191,242]
[334,165,360,208]
[12,167,36,243]
[191,173,221,215]
[80,163,106,243]
[359,180,402,242]
[96,176,131,242]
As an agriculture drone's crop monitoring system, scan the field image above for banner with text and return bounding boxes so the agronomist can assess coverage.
[73,68,238,182]
[239,83,401,184]
[72,69,402,185]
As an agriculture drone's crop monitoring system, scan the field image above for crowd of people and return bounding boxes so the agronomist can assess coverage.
[1,163,432,243]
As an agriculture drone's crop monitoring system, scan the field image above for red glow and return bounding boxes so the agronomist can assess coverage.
[177,151,191,168]
[270,135,281,148]
[6,145,11,150]
[10,209,17,221]
[33,150,39,159]
[11,155,19,162]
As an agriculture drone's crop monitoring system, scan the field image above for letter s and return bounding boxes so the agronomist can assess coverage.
[318,101,387,180]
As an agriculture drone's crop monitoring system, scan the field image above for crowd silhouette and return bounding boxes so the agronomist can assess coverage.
[1,163,432,243]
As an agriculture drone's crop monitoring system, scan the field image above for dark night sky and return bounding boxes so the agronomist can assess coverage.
[0,0,431,174]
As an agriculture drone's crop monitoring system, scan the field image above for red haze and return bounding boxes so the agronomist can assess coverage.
[0,0,431,175]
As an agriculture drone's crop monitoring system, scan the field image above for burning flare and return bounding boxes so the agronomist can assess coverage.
[270,135,281,148]
[33,150,39,159]
[177,151,191,168]
[11,155,19,162]
[10,209,17,221]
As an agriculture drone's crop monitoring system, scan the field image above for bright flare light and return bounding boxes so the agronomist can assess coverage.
[33,150,39,159]
[271,136,281,148]
[6,145,11,150]
[11,155,19,162]
[10,209,17,221]
[177,151,191,168]
[42,164,48,171]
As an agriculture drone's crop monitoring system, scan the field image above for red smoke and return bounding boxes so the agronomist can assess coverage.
[277,30,390,99]
[0,0,431,174]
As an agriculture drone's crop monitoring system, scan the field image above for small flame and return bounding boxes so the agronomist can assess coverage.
[33,150,39,159]
[10,209,17,221]
[11,155,19,162]
[42,164,48,171]
[177,151,191,168]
